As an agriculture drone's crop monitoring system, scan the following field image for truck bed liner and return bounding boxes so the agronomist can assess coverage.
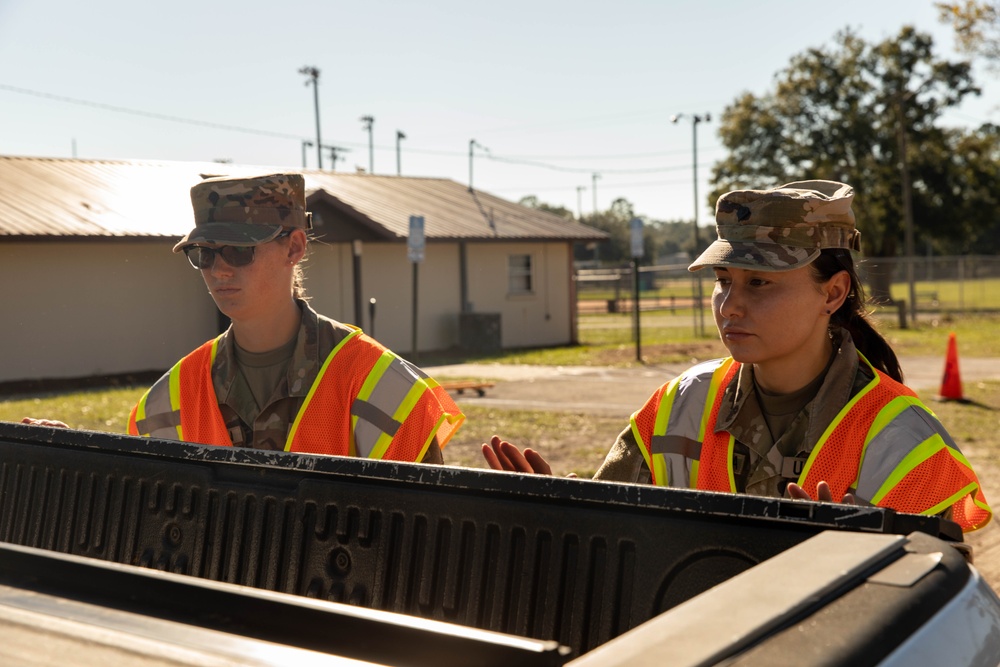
[0,422,962,657]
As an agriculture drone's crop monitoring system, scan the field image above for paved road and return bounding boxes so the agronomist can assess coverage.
[427,356,1000,418]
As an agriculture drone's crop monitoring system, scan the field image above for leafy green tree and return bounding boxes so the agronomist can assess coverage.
[577,197,634,265]
[518,195,575,220]
[930,123,1000,254]
[710,26,992,297]
[937,1,1000,67]
[518,194,631,265]
[518,195,719,268]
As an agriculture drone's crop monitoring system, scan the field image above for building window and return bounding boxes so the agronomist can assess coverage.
[508,254,534,294]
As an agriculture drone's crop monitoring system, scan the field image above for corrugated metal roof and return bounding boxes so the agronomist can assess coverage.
[0,156,607,242]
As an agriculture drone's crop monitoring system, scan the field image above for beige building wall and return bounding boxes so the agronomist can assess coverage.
[465,242,573,349]
[0,241,218,384]
[305,241,462,354]
[0,238,576,384]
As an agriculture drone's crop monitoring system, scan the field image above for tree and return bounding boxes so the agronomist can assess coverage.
[517,195,574,220]
[645,219,698,262]
[931,123,1000,254]
[937,1,1000,67]
[577,198,635,265]
[710,27,991,299]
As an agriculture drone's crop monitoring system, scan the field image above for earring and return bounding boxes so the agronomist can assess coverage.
[825,310,831,315]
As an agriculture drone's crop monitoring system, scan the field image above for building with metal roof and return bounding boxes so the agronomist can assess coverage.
[0,156,607,386]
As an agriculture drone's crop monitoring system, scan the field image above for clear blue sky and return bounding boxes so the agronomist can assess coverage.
[1,0,995,224]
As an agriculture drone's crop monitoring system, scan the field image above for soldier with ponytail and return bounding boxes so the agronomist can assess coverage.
[484,180,991,532]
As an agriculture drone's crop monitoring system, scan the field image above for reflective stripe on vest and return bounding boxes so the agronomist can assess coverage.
[629,358,735,487]
[287,330,463,460]
[693,360,740,492]
[131,330,464,462]
[637,353,991,531]
[128,337,224,444]
[796,357,990,530]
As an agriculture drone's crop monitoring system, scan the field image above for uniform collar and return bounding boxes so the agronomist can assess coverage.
[213,299,322,401]
[716,328,860,442]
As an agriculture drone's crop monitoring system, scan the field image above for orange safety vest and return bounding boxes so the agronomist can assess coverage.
[128,329,464,462]
[631,356,991,532]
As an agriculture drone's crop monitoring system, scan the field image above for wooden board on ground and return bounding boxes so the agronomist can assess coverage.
[440,381,496,397]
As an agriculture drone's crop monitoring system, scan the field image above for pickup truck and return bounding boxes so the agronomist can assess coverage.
[0,420,997,666]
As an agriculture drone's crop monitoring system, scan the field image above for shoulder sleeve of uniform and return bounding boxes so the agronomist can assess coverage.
[595,424,652,483]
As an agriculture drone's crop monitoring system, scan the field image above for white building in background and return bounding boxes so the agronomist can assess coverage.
[0,156,606,387]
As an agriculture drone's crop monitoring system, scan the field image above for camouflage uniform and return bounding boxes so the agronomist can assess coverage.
[594,328,865,497]
[687,179,860,272]
[131,299,445,463]
[596,181,978,524]
[173,172,312,251]
[134,172,452,462]
[597,180,867,491]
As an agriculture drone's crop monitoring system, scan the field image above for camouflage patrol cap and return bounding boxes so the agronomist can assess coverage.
[173,173,312,252]
[688,180,861,272]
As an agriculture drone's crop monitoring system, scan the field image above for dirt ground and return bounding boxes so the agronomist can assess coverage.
[429,342,1000,590]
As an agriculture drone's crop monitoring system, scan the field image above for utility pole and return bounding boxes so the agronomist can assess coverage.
[360,115,374,174]
[299,66,322,169]
[469,139,482,192]
[323,144,350,172]
[576,185,585,220]
[301,140,313,169]
[896,92,918,328]
[592,173,600,214]
[396,130,406,176]
[672,112,711,337]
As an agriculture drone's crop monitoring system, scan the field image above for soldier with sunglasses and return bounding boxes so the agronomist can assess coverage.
[28,173,464,463]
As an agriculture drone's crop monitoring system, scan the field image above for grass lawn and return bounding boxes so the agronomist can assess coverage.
[423,311,1000,368]
[4,312,999,449]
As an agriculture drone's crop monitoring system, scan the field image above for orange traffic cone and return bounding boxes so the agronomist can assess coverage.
[937,332,966,402]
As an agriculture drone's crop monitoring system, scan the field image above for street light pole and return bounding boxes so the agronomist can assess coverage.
[672,112,711,337]
[592,173,600,214]
[360,115,374,174]
[896,93,918,328]
[299,66,322,169]
[396,130,406,176]
[576,185,585,220]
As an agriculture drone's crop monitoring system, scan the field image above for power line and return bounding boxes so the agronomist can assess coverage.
[419,102,732,140]
[491,173,716,193]
[0,84,306,141]
[483,153,709,175]
[0,83,725,176]
[480,146,725,160]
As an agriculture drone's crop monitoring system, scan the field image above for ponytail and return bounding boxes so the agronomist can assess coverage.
[292,263,309,301]
[811,249,903,383]
[277,229,310,302]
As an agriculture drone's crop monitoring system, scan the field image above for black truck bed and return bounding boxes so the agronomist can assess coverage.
[0,421,963,660]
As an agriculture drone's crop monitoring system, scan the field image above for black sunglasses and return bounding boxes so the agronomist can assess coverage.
[184,229,292,270]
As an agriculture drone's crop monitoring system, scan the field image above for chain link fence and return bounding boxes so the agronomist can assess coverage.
[576,255,1000,346]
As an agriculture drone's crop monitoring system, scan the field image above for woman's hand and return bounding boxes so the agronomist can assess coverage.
[482,435,569,476]
[786,480,857,505]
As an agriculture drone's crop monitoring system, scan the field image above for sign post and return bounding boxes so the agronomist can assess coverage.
[630,217,644,362]
[408,215,425,361]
